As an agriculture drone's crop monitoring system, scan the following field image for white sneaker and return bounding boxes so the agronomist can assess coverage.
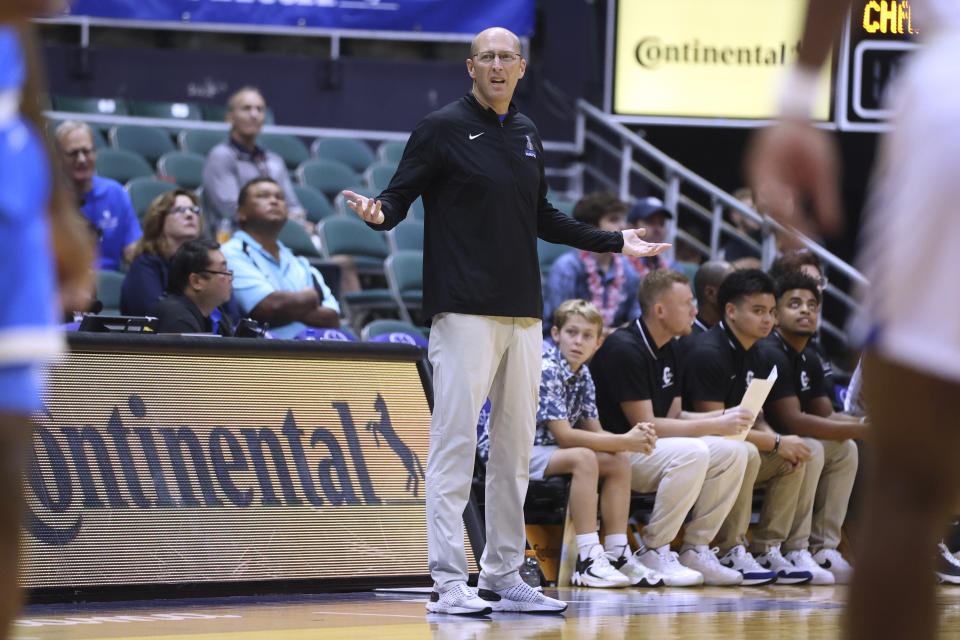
[719,545,778,586]
[606,545,665,587]
[754,545,813,585]
[785,549,836,585]
[813,548,854,584]
[677,545,743,586]
[571,545,631,588]
[636,545,703,587]
[426,582,493,615]
[935,543,960,585]
[478,582,567,613]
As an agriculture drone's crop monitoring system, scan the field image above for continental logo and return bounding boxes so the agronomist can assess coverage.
[633,37,801,70]
[27,392,424,547]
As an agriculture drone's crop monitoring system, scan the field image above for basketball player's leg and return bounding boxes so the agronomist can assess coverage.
[847,356,960,640]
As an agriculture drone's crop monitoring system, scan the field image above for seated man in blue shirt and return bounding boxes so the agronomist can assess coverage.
[221,177,339,338]
[55,121,142,271]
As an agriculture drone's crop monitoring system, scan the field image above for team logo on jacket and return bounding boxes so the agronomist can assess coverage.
[524,135,537,158]
[662,366,673,389]
[800,370,811,391]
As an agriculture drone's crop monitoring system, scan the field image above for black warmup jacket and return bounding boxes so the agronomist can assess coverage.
[371,93,624,319]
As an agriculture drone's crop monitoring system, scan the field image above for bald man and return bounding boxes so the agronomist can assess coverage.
[342,27,669,615]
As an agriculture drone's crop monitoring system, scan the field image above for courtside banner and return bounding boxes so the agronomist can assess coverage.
[613,0,833,121]
[20,336,466,588]
[65,0,534,35]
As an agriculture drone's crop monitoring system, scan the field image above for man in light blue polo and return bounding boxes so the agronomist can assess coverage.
[55,121,141,271]
[221,177,339,339]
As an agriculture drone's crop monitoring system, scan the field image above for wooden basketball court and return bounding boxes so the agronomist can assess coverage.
[13,584,960,640]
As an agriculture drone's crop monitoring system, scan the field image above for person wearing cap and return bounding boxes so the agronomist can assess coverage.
[544,192,642,335]
[626,197,677,278]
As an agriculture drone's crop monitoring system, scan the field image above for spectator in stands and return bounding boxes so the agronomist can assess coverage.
[589,270,756,587]
[534,299,662,588]
[120,189,203,316]
[544,192,641,334]
[721,187,762,263]
[625,197,675,278]
[756,272,865,584]
[202,87,305,232]
[149,238,234,335]
[682,269,814,584]
[55,120,142,271]
[691,259,735,334]
[221,177,338,338]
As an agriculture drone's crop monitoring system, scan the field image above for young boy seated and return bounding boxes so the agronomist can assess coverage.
[534,299,663,588]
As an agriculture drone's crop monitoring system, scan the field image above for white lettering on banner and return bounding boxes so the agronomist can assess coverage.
[15,613,242,627]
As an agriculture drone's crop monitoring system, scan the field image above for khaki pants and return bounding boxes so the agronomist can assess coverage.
[716,441,805,554]
[631,436,748,548]
[784,438,859,553]
[425,313,542,592]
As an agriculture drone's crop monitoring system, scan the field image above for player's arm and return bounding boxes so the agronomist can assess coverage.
[625,397,752,438]
[766,394,868,440]
[546,418,653,454]
[797,0,856,70]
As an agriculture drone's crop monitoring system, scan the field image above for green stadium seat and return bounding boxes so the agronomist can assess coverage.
[377,139,407,165]
[95,269,126,312]
[53,95,129,116]
[259,133,310,170]
[157,151,205,190]
[312,137,376,173]
[408,197,425,221]
[293,185,337,224]
[538,238,572,283]
[387,219,423,254]
[109,125,176,165]
[96,148,154,184]
[364,162,398,192]
[178,129,227,156]
[316,216,389,275]
[384,250,423,324]
[130,100,203,121]
[125,177,178,220]
[297,158,361,200]
[277,219,321,259]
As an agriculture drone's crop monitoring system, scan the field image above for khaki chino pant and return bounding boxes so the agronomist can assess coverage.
[425,313,542,592]
[631,436,749,549]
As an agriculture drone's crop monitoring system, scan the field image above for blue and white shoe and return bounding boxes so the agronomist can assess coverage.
[719,545,778,586]
[754,544,813,585]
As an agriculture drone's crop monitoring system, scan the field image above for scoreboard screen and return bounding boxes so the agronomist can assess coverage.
[839,0,919,129]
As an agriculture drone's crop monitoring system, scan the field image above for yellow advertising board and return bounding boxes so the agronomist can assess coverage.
[21,340,471,589]
[614,0,833,121]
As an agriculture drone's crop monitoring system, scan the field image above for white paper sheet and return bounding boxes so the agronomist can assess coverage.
[726,366,778,441]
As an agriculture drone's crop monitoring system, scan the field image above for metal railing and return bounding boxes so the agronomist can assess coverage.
[572,99,867,347]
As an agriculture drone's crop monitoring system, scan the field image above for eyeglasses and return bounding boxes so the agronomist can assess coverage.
[65,147,96,159]
[202,269,234,278]
[170,205,202,216]
[473,51,522,65]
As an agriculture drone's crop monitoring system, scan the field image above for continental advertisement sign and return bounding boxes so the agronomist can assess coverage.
[614,0,833,121]
[21,344,464,588]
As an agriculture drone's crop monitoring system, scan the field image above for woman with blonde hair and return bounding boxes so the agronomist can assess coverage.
[120,189,203,315]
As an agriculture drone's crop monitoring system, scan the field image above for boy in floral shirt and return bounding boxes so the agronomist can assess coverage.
[534,299,663,588]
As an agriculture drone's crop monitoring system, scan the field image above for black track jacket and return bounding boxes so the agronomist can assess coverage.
[370,93,625,319]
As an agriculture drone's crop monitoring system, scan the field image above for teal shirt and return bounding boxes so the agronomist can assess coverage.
[221,230,339,339]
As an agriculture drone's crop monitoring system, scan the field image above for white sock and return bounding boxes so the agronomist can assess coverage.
[604,534,629,557]
[576,532,600,561]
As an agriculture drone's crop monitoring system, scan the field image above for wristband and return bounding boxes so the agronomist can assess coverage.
[773,433,781,452]
[776,66,820,120]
